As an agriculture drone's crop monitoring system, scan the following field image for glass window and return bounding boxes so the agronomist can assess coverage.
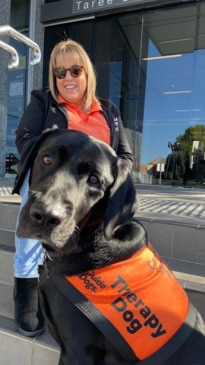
[6,0,30,173]
[139,4,205,187]
[44,1,205,188]
[10,0,29,30]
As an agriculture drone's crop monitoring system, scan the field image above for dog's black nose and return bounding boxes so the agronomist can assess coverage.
[30,208,62,228]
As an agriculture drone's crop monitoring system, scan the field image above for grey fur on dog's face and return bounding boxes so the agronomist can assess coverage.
[17,129,136,253]
[17,131,116,252]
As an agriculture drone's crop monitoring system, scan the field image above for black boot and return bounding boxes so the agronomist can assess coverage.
[14,277,45,337]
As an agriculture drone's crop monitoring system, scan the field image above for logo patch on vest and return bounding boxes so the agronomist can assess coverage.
[65,243,189,360]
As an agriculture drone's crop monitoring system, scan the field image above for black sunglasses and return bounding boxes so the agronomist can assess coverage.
[53,65,84,79]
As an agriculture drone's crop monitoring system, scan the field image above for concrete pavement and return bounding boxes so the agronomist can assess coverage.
[0,178,205,219]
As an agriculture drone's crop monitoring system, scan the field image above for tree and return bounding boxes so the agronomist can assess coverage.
[165,124,205,184]
[176,124,205,153]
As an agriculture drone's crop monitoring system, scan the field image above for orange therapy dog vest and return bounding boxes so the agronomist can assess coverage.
[64,243,193,362]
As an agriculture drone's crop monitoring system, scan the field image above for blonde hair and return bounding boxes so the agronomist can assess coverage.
[49,39,96,111]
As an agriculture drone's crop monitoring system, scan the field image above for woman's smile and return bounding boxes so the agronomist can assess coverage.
[55,54,87,108]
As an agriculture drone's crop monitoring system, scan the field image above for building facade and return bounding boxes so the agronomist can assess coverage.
[1,0,205,188]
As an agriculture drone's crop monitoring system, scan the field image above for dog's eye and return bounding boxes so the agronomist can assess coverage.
[88,175,99,184]
[42,154,53,165]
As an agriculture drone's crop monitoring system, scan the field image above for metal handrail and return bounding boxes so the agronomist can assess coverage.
[0,25,41,66]
[0,40,19,69]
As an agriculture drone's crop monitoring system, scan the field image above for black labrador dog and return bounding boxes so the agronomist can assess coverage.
[16,128,205,365]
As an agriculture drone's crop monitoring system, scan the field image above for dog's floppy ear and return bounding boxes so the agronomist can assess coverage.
[104,159,137,240]
[12,126,60,195]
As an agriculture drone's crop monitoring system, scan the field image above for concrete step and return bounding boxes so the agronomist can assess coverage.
[0,315,60,365]
[0,201,18,252]
[0,281,14,319]
[0,197,60,365]
[0,199,60,365]
[0,245,14,285]
[0,246,60,365]
[0,201,19,231]
[138,213,205,266]
[138,213,205,319]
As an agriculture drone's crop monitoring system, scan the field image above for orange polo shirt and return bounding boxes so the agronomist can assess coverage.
[58,95,111,145]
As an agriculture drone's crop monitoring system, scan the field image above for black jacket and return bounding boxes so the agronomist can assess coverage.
[13,88,133,194]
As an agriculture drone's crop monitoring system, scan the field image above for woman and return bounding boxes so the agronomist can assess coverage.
[13,39,133,337]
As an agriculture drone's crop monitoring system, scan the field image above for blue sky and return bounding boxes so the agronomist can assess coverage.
[141,41,205,164]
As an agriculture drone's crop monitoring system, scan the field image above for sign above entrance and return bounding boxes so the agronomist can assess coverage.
[73,0,151,14]
[41,0,168,23]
